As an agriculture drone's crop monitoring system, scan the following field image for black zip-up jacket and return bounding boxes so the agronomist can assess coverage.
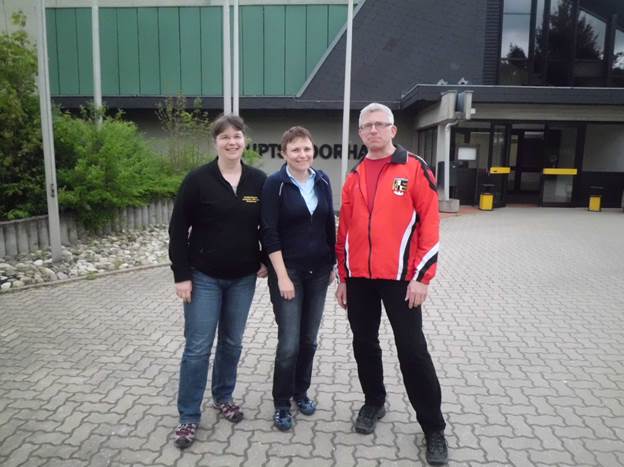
[169,159,267,282]
[261,164,336,272]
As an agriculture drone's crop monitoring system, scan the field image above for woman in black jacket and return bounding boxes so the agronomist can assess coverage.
[169,114,267,449]
[261,126,336,431]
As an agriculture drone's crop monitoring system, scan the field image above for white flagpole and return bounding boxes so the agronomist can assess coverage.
[91,0,102,127]
[36,0,62,261]
[232,0,239,115]
[340,0,354,189]
[222,0,232,114]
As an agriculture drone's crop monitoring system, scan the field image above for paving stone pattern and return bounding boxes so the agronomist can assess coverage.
[1,207,623,466]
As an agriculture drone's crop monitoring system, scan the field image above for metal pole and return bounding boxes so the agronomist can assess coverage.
[36,0,62,261]
[340,0,354,189]
[222,0,232,114]
[232,0,239,116]
[91,0,102,127]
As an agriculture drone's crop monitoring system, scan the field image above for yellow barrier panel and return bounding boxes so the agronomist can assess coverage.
[479,193,494,211]
[489,166,511,174]
[589,195,602,212]
[543,168,578,175]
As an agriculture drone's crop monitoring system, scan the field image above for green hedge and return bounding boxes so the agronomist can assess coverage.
[55,110,182,229]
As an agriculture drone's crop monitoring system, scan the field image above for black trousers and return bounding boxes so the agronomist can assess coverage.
[346,277,446,434]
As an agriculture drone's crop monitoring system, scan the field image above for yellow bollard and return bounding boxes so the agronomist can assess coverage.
[588,195,602,212]
[479,193,494,211]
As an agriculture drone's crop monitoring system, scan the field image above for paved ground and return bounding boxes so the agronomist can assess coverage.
[1,207,624,467]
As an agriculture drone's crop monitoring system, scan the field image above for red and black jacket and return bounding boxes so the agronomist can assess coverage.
[336,145,439,284]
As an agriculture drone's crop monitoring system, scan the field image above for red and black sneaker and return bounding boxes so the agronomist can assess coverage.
[212,401,244,423]
[174,423,198,449]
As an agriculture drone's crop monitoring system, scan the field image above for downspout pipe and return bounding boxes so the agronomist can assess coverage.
[443,120,458,202]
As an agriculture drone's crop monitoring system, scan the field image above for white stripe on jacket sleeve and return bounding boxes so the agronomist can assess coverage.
[415,242,440,278]
[396,211,417,280]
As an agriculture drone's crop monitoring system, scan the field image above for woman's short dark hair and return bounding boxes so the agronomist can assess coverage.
[280,126,313,152]
[211,114,247,140]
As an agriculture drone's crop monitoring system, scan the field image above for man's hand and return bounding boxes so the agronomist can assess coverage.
[405,280,428,308]
[257,263,268,278]
[336,282,347,309]
[278,275,295,300]
[175,280,192,304]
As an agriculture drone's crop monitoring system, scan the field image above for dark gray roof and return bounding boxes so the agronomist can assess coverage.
[402,85,624,108]
[300,0,489,104]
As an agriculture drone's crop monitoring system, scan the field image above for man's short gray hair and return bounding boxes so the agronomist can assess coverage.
[359,102,394,127]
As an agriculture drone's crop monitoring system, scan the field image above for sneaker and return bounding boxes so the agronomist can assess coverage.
[212,401,244,424]
[295,397,317,416]
[354,404,386,434]
[273,408,293,431]
[174,423,197,449]
[425,430,448,465]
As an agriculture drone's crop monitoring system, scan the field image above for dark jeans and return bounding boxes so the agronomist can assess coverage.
[177,270,256,424]
[346,277,446,434]
[268,266,331,409]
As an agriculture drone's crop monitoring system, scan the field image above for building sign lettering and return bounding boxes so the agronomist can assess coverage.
[247,143,367,160]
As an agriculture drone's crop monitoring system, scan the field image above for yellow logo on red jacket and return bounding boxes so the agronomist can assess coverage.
[392,178,408,196]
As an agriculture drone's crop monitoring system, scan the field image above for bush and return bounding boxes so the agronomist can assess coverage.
[0,12,45,220]
[55,109,181,230]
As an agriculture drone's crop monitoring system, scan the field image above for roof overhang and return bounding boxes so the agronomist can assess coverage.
[402,84,624,109]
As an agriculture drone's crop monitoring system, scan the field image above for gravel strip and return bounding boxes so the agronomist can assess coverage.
[0,227,170,292]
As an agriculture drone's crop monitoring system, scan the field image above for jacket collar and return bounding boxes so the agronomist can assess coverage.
[278,163,322,184]
[390,145,409,164]
[351,144,409,173]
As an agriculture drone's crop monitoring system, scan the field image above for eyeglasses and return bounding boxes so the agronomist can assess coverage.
[359,121,393,132]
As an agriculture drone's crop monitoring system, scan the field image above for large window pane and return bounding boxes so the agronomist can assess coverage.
[613,29,624,87]
[504,0,531,14]
[500,59,528,84]
[547,60,570,85]
[548,0,575,60]
[576,10,606,60]
[501,13,531,59]
[534,0,546,55]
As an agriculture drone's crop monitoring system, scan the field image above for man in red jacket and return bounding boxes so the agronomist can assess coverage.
[336,103,447,465]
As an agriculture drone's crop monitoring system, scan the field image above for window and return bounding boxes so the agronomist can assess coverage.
[576,10,606,60]
[533,0,547,81]
[499,0,532,84]
[613,29,624,87]
[574,10,606,86]
[499,0,622,87]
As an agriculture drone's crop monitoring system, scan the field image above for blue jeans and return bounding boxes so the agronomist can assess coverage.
[268,266,331,409]
[177,270,256,424]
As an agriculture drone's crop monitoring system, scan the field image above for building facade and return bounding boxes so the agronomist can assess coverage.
[4,0,624,208]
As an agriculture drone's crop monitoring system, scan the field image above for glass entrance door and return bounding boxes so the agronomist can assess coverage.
[507,125,545,204]
[540,126,579,206]
[450,122,581,207]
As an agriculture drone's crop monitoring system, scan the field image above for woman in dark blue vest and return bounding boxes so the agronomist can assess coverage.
[261,126,336,431]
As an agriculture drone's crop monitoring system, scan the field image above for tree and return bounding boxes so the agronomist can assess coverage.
[0,12,45,220]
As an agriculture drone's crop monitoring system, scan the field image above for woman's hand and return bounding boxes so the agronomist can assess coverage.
[175,280,192,304]
[257,263,268,278]
[278,275,295,300]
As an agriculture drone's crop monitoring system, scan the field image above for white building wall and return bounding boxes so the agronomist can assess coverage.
[130,109,416,210]
[583,124,624,172]
[1,0,38,37]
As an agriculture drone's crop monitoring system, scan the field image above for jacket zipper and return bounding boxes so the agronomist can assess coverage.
[367,163,391,278]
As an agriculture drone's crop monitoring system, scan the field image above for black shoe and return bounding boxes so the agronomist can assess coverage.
[354,404,386,434]
[425,430,448,465]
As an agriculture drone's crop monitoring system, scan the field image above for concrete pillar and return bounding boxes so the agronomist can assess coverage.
[39,218,49,250]
[17,222,29,254]
[0,226,5,257]
[28,220,39,252]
